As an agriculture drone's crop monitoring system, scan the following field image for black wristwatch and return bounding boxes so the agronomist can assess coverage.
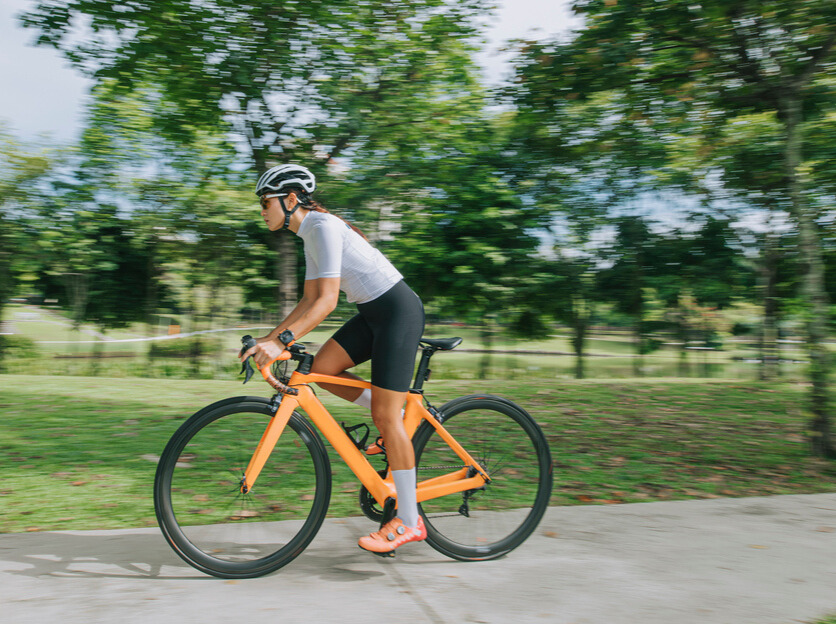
[278,329,295,346]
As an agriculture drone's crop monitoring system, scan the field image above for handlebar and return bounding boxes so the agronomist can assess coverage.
[239,335,298,395]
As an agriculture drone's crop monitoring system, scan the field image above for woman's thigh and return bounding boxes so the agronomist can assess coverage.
[329,313,374,367]
[311,338,357,375]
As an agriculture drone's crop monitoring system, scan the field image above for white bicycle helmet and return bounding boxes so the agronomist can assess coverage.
[255,164,316,197]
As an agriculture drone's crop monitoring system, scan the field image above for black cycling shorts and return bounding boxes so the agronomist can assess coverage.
[331,280,425,392]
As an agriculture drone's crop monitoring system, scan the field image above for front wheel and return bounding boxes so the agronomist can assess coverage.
[154,398,331,578]
[413,396,552,561]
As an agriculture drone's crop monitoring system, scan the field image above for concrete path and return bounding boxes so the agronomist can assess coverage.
[1,494,835,624]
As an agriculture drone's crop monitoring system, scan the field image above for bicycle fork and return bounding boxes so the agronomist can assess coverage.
[239,397,295,494]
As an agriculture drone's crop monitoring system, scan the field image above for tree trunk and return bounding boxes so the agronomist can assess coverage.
[268,230,298,321]
[677,296,690,377]
[144,243,159,376]
[277,233,297,319]
[0,220,10,370]
[633,318,644,377]
[572,314,586,379]
[188,283,201,373]
[65,272,89,358]
[89,326,105,376]
[478,316,493,379]
[783,95,835,458]
[759,231,780,380]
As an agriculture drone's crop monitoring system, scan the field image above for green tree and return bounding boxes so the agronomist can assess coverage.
[598,216,660,376]
[513,0,836,457]
[0,124,57,365]
[364,109,547,376]
[522,253,598,379]
[651,219,752,376]
[22,0,492,316]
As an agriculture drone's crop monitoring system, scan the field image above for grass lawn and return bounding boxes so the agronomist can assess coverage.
[1,374,835,533]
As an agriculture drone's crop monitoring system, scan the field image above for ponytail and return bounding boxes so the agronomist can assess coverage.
[292,189,369,242]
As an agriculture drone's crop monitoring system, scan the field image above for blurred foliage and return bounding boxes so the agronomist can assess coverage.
[0,335,39,364]
[0,123,62,363]
[3,0,836,454]
[21,0,490,172]
[510,0,836,455]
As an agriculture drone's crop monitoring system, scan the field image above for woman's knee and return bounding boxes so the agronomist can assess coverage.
[371,409,401,432]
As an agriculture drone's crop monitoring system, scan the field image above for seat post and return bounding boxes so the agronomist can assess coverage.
[411,345,436,393]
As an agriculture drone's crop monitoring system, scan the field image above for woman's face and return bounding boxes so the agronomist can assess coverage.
[260,192,296,231]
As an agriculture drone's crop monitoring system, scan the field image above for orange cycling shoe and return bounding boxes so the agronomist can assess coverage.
[358,516,427,554]
[365,436,385,455]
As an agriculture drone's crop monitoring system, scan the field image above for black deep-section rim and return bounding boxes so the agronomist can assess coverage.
[413,395,553,561]
[153,399,331,578]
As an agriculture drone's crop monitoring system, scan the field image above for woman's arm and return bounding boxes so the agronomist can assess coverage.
[244,277,340,368]
[259,278,322,343]
[281,277,340,341]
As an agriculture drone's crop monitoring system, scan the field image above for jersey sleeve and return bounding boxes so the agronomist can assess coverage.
[305,220,345,278]
[304,247,318,281]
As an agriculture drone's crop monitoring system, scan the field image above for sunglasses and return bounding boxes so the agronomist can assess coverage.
[259,193,288,209]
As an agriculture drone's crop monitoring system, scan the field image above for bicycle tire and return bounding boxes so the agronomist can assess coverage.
[413,395,552,561]
[154,397,331,578]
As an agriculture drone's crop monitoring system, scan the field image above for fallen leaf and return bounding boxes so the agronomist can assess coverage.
[230,510,259,519]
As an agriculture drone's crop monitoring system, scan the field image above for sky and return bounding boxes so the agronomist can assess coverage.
[0,0,583,143]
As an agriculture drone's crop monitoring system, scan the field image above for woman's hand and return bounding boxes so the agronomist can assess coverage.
[240,337,286,369]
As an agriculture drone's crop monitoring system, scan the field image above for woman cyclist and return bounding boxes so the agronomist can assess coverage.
[240,163,426,554]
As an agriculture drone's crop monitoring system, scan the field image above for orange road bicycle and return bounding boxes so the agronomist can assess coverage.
[153,336,553,578]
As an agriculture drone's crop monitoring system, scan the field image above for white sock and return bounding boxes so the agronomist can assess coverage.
[392,468,419,528]
[353,389,372,409]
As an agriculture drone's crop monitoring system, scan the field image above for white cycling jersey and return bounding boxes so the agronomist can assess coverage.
[296,211,403,304]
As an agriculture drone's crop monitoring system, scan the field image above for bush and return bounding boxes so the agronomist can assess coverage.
[731,322,754,336]
[509,310,552,340]
[148,336,224,358]
[0,335,39,359]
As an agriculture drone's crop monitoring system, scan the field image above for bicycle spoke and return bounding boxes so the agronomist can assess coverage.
[155,401,331,578]
[414,397,552,561]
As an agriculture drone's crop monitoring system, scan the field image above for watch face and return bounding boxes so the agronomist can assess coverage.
[280,330,294,344]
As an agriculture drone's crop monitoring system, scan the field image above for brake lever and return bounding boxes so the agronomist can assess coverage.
[239,335,257,384]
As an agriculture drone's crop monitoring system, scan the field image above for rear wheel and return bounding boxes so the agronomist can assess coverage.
[413,396,552,561]
[154,398,331,578]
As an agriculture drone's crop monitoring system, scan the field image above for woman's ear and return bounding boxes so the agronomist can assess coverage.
[286,192,298,210]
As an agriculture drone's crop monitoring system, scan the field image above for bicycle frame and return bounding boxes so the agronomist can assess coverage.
[242,367,490,509]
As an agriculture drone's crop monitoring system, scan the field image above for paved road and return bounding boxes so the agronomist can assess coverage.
[1,494,835,624]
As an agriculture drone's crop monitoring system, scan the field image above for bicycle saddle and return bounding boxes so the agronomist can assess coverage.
[420,337,463,351]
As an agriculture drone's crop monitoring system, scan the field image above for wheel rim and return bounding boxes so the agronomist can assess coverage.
[161,406,326,569]
[416,400,551,555]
